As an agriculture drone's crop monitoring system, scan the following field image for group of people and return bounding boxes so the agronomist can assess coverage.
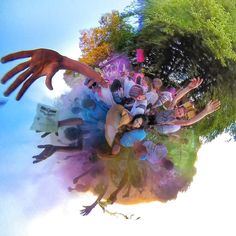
[0,48,220,166]
[83,70,220,166]
[1,48,221,215]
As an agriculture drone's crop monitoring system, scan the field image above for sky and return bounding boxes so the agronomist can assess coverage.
[0,1,236,236]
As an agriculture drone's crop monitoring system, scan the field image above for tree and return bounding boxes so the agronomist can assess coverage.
[79,11,135,66]
[139,0,236,65]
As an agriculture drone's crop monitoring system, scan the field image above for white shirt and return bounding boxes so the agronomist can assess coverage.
[130,99,147,116]
[99,87,115,107]
[123,77,136,98]
[156,91,173,107]
[145,90,159,105]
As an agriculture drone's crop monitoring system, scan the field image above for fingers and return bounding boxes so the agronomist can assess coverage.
[191,77,203,86]
[1,61,30,84]
[41,132,51,138]
[3,68,33,97]
[37,144,52,148]
[197,77,203,85]
[212,100,221,109]
[33,159,43,164]
[16,73,39,100]
[45,73,54,90]
[207,99,221,113]
[45,62,58,90]
[1,50,35,63]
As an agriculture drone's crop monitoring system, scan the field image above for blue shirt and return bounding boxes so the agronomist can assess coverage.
[120,129,146,147]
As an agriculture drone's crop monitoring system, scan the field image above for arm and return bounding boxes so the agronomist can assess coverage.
[58,118,83,127]
[168,77,203,109]
[61,56,107,86]
[171,100,221,127]
[1,49,107,100]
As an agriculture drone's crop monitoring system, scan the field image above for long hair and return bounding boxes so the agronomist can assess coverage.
[146,115,156,126]
[131,114,148,128]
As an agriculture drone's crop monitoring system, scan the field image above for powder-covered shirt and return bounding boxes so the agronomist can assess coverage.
[154,110,181,134]
[130,99,148,116]
[145,90,159,106]
[141,141,167,164]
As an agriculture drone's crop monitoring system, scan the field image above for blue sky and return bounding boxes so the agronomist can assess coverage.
[0,1,236,236]
[0,1,133,235]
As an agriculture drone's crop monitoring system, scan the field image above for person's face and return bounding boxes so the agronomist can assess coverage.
[135,94,145,101]
[132,117,144,128]
[153,79,162,90]
[175,107,186,118]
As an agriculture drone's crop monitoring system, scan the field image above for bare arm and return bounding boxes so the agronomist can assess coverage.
[171,100,221,126]
[1,49,107,100]
[168,77,203,109]
[61,56,107,86]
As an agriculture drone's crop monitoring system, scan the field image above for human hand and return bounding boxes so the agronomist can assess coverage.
[1,49,63,100]
[187,77,203,90]
[32,144,58,164]
[205,100,221,115]
[80,204,96,216]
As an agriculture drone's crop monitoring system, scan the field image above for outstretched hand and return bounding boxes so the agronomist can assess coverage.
[205,100,221,115]
[1,49,63,100]
[80,204,96,216]
[32,144,58,164]
[187,77,203,90]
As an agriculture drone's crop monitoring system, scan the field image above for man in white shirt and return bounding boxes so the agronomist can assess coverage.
[129,84,148,116]
[122,75,136,98]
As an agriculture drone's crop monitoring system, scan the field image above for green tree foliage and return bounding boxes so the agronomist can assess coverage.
[140,0,236,65]
[128,0,236,141]
[193,62,236,141]
[76,0,236,141]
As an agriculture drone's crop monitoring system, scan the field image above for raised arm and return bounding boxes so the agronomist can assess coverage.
[1,48,107,100]
[172,100,221,126]
[168,77,203,109]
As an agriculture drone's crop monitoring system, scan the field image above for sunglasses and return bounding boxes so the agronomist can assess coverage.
[88,82,97,89]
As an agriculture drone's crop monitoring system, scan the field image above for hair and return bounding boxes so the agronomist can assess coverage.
[129,84,144,98]
[162,158,174,170]
[64,127,82,141]
[110,79,122,92]
[153,78,163,88]
[147,115,156,126]
[136,76,142,85]
[144,76,152,91]
[82,98,96,109]
[131,114,148,128]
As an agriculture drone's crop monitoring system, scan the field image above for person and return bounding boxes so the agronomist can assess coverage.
[133,140,174,170]
[109,79,134,108]
[151,77,173,109]
[84,77,114,107]
[106,105,148,155]
[120,71,136,98]
[148,78,221,134]
[133,140,167,163]
[129,84,148,116]
[1,49,108,100]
